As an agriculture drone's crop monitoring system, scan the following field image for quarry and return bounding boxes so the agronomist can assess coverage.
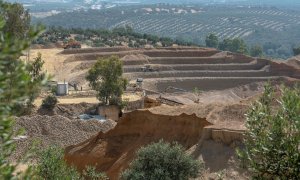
[15,46,300,179]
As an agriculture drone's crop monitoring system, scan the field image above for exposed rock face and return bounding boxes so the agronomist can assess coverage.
[65,110,211,179]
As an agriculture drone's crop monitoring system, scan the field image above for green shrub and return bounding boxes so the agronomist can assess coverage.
[205,33,219,48]
[36,146,80,180]
[250,45,263,57]
[36,146,108,180]
[0,1,45,178]
[42,95,58,109]
[121,140,204,180]
[82,166,108,180]
[237,84,300,179]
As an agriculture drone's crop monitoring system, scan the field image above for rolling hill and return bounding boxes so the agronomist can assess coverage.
[34,4,300,59]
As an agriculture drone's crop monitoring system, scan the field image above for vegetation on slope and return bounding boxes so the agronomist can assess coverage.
[33,25,195,48]
[238,84,300,179]
[34,4,300,59]
[121,140,204,180]
[86,56,128,106]
[0,0,46,178]
[206,33,263,57]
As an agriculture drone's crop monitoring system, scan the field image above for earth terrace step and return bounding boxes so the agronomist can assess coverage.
[61,47,213,55]
[123,60,267,72]
[143,50,219,57]
[148,57,253,64]
[123,69,272,79]
[61,47,136,55]
[141,76,282,92]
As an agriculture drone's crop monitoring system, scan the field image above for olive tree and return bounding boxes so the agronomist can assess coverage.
[86,56,128,105]
[238,84,300,179]
[205,33,219,48]
[121,140,204,180]
[250,45,263,57]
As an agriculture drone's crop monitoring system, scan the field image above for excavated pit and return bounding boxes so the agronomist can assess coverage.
[60,47,300,92]
[65,110,212,179]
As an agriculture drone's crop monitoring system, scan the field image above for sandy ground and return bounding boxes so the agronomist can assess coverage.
[27,49,71,79]
[34,93,142,106]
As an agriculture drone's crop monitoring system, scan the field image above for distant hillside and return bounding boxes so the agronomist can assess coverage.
[32,26,195,49]
[33,4,300,59]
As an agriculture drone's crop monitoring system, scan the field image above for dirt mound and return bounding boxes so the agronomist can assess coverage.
[65,110,211,179]
[12,115,116,161]
[37,103,98,118]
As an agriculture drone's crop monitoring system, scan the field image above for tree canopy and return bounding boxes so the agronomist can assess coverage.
[219,38,249,55]
[0,1,45,178]
[238,84,300,179]
[121,140,204,180]
[293,46,300,56]
[250,45,263,57]
[205,33,219,48]
[86,56,127,105]
[0,1,31,39]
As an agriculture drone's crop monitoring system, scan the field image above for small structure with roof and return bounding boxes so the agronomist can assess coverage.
[56,82,69,96]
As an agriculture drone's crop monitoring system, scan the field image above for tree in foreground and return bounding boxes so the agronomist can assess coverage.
[0,5,44,179]
[36,146,108,180]
[205,33,219,48]
[0,1,31,39]
[238,84,300,179]
[86,56,128,105]
[121,140,204,180]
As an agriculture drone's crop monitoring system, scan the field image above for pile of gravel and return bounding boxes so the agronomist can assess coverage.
[11,115,116,161]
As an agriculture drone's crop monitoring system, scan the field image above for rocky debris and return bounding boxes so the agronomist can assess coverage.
[11,115,116,161]
[65,110,211,179]
[37,103,98,119]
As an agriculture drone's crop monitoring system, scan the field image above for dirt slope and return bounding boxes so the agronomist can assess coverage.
[65,110,211,179]
[286,55,300,69]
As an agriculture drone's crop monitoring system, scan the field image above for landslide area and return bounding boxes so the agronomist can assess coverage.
[65,110,211,179]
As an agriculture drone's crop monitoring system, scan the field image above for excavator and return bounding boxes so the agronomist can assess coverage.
[63,39,81,49]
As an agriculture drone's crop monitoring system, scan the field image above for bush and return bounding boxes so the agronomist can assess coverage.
[205,33,219,48]
[250,45,263,57]
[82,166,108,180]
[238,84,300,179]
[36,146,108,180]
[121,140,204,180]
[42,95,58,109]
[36,146,80,180]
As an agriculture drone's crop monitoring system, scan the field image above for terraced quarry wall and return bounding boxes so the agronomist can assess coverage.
[62,47,300,92]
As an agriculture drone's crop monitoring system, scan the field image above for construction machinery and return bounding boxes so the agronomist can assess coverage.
[63,39,81,49]
[141,65,156,72]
